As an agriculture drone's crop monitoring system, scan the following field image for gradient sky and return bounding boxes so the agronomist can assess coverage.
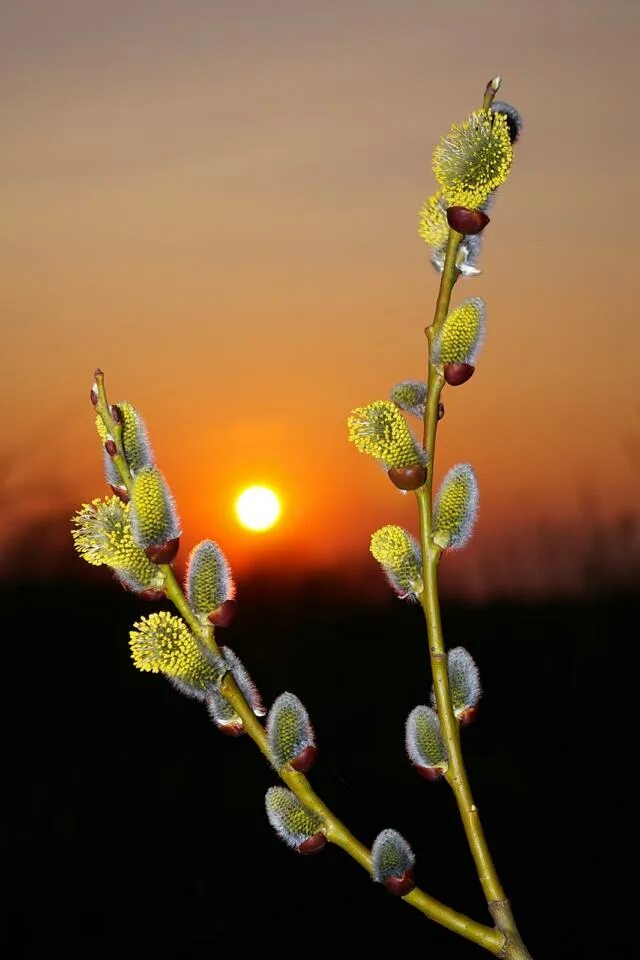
[1,0,639,597]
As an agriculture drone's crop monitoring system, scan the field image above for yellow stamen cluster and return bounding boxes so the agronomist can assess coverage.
[71,496,163,588]
[118,401,153,473]
[265,787,324,848]
[391,380,427,418]
[267,693,313,769]
[95,402,153,474]
[95,414,109,443]
[371,829,414,883]
[131,466,180,548]
[348,401,424,469]
[433,464,478,550]
[186,540,235,621]
[129,611,218,689]
[433,110,512,210]
[418,191,449,249]
[445,647,481,719]
[370,525,423,596]
[434,298,485,366]
[406,706,448,771]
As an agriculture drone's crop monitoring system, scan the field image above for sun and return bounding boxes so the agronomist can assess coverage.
[235,485,282,532]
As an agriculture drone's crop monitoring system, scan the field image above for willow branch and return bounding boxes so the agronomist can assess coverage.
[94,369,506,957]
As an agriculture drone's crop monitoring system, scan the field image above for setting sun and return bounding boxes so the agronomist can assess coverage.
[235,485,282,532]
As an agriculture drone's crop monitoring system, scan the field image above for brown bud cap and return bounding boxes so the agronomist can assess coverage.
[145,537,180,565]
[415,764,446,782]
[297,833,326,855]
[446,206,490,235]
[138,588,166,602]
[219,722,245,738]
[207,599,237,627]
[444,363,475,386]
[458,706,479,728]
[104,439,117,457]
[384,869,415,897]
[110,484,130,503]
[94,368,104,378]
[388,465,427,491]
[437,403,445,421]
[90,385,99,406]
[110,404,122,424]
[290,745,318,774]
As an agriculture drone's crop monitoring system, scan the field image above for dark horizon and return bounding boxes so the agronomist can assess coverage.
[2,499,639,604]
[4,571,620,956]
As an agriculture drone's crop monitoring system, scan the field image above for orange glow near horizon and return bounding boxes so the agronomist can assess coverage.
[1,1,639,597]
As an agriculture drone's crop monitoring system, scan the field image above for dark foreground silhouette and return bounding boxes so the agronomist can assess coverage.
[2,572,620,958]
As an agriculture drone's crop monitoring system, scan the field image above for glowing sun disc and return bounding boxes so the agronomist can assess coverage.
[235,485,281,532]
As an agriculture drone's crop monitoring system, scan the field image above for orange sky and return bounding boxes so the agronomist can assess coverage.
[1,0,639,597]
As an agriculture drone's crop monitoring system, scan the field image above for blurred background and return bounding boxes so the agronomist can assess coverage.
[1,1,628,956]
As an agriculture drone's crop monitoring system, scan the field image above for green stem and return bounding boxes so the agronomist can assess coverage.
[416,488,506,904]
[415,82,532,953]
[418,229,508,904]
[431,229,463,338]
[422,226,461,462]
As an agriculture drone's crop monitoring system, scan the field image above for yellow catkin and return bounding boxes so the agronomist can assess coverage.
[129,611,217,689]
[265,787,323,847]
[71,496,163,588]
[370,525,422,595]
[433,465,478,550]
[348,401,423,468]
[418,191,449,249]
[131,466,180,547]
[268,693,312,768]
[118,401,153,473]
[433,110,512,209]
[95,414,108,443]
[435,298,485,365]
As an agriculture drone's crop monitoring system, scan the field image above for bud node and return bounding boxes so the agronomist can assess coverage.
[145,537,180,565]
[208,599,237,627]
[297,833,326,855]
[388,465,427,491]
[290,745,318,774]
[384,870,415,897]
[444,363,475,386]
[446,206,490,235]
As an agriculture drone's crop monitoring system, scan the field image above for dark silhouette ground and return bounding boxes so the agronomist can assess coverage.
[2,572,619,957]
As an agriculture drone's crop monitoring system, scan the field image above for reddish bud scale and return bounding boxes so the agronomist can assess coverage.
[444,363,475,386]
[415,764,445,781]
[219,722,245,738]
[388,465,427,491]
[438,403,445,421]
[446,207,490,235]
[208,599,237,627]
[290,745,318,774]
[90,386,99,406]
[145,537,180,565]
[104,439,117,457]
[110,404,122,424]
[94,368,104,378]
[110,484,130,503]
[297,833,326,855]
[138,588,166,602]
[384,869,415,897]
[458,706,479,728]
